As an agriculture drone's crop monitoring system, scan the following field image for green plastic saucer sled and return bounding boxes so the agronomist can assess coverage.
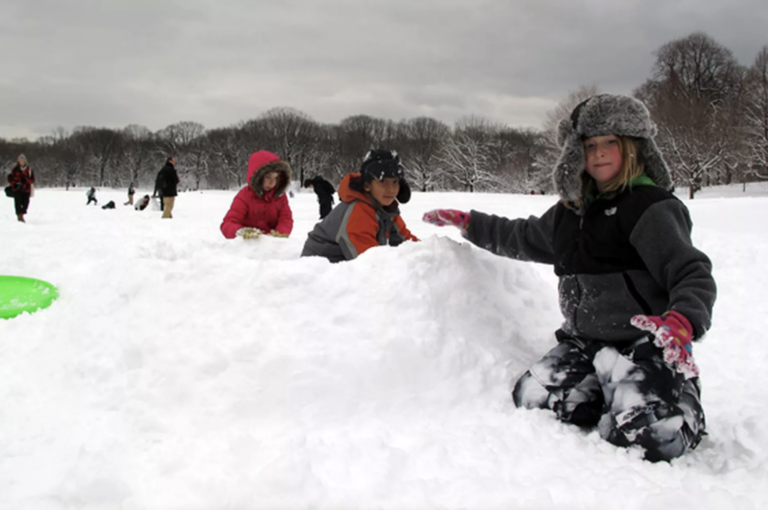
[0,275,59,320]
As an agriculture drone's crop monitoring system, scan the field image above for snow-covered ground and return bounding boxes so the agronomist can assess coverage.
[1,182,767,510]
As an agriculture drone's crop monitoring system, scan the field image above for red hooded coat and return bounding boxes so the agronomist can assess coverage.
[220,151,294,239]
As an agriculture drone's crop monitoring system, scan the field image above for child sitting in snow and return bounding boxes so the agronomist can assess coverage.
[423,94,716,462]
[220,151,293,239]
[135,194,150,211]
[301,149,419,262]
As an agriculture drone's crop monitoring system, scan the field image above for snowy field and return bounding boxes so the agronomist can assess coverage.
[1,182,767,510]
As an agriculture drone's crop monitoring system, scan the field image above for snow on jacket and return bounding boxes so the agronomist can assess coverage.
[465,181,716,342]
[301,173,419,262]
[220,151,294,239]
[8,164,35,194]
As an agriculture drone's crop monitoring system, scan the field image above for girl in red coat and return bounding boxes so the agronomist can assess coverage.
[7,154,35,222]
[220,151,294,239]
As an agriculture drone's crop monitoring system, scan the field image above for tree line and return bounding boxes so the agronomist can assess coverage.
[2,32,767,198]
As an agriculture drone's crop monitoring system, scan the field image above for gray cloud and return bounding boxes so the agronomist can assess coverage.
[1,0,766,139]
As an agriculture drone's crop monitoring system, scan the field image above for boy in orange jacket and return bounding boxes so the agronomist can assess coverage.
[301,149,418,262]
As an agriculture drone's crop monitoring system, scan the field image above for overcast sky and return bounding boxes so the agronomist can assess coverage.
[1,0,766,141]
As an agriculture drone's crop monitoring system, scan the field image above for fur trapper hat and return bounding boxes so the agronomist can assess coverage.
[552,94,672,202]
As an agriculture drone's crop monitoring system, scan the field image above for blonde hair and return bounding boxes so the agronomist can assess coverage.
[562,136,645,209]
[599,136,644,193]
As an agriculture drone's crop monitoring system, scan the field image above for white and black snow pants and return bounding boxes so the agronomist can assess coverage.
[512,331,705,462]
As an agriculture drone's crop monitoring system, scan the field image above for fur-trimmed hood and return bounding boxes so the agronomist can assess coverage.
[247,150,292,198]
[552,94,673,202]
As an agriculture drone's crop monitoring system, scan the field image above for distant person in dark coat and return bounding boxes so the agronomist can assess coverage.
[304,175,336,219]
[86,187,98,205]
[101,200,116,209]
[153,157,180,218]
[7,153,35,222]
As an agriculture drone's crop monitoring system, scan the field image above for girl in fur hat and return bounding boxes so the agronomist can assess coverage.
[220,151,294,239]
[7,154,35,222]
[423,94,716,462]
[301,149,419,262]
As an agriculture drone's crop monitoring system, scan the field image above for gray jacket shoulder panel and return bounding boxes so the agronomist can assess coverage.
[336,201,361,260]
[301,201,355,262]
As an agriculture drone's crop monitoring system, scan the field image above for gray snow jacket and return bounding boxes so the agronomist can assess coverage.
[465,184,716,342]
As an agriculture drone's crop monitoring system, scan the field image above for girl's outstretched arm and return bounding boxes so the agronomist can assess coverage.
[449,204,559,264]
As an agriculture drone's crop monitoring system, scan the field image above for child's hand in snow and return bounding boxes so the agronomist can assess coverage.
[422,209,470,231]
[269,230,289,238]
[236,227,262,240]
[631,311,699,379]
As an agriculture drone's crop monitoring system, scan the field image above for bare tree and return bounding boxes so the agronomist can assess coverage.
[492,128,546,193]
[635,32,746,198]
[203,125,253,189]
[437,117,502,192]
[68,127,125,186]
[330,115,400,179]
[35,127,74,188]
[297,123,338,184]
[155,121,206,190]
[121,125,154,188]
[157,121,205,149]
[258,107,320,184]
[743,45,768,188]
[397,117,450,192]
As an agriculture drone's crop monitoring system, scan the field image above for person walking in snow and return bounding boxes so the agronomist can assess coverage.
[304,175,336,219]
[124,181,136,206]
[7,153,35,222]
[301,149,419,262]
[423,94,716,462]
[220,150,294,240]
[86,186,98,205]
[153,157,180,218]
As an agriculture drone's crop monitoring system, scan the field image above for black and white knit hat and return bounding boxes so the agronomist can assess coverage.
[552,94,673,201]
[359,149,411,204]
[360,149,404,182]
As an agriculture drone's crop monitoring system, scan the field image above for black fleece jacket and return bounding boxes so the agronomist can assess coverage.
[466,185,716,341]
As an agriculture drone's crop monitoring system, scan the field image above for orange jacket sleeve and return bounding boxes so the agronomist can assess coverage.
[396,216,419,242]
